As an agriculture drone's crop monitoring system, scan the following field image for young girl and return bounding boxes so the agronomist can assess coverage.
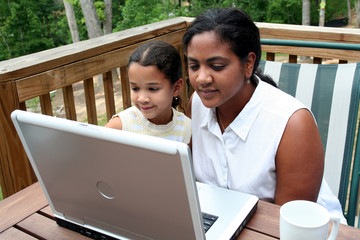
[105,40,191,144]
[183,8,347,223]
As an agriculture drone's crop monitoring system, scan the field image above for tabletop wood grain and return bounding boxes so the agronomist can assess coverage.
[1,182,360,240]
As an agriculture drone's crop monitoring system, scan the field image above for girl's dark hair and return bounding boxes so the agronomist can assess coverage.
[182,8,276,87]
[128,40,183,108]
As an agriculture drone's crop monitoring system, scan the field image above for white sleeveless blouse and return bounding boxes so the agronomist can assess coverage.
[191,80,347,224]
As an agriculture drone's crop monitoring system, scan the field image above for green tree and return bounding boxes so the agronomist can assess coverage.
[115,0,171,31]
[311,0,350,25]
[66,0,124,38]
[233,0,269,22]
[115,0,270,31]
[64,0,80,42]
[0,0,357,61]
[266,0,302,24]
[64,0,92,41]
[0,0,68,61]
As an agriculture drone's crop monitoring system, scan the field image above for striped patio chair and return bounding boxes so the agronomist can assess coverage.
[259,60,360,226]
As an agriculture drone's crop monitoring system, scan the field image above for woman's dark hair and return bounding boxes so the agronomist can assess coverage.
[128,40,183,108]
[182,8,276,87]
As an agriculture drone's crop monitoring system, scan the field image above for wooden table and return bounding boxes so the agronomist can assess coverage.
[1,182,359,239]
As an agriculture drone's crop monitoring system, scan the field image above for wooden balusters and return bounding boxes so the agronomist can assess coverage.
[19,102,27,111]
[83,78,98,125]
[120,66,131,110]
[103,71,116,121]
[266,52,275,61]
[39,93,53,116]
[62,85,76,121]
[288,55,297,63]
[313,57,322,64]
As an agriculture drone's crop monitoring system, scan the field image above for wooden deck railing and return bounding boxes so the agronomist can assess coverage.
[257,22,360,63]
[1,17,360,199]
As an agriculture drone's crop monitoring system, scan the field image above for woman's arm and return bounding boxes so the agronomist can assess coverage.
[104,116,123,130]
[274,108,324,205]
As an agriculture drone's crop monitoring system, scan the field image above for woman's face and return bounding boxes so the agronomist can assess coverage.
[187,31,253,109]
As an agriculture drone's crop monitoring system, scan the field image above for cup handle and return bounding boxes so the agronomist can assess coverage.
[327,214,340,240]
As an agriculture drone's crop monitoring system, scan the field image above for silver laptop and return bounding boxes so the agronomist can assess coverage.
[11,110,258,240]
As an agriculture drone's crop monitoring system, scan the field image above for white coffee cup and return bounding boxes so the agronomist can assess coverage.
[280,200,340,240]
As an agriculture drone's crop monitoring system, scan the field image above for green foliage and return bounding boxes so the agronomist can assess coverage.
[0,185,3,201]
[26,97,41,113]
[115,0,173,31]
[0,0,355,61]
[264,0,353,25]
[182,0,229,16]
[0,0,67,60]
[95,1,106,21]
[232,0,269,22]
[66,0,94,41]
[265,0,302,24]
[310,0,350,25]
[115,0,270,31]
[112,0,126,28]
[178,0,267,20]
[66,0,123,39]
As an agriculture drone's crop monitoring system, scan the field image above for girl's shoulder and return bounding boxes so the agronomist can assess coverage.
[118,106,138,116]
[173,108,190,118]
[173,108,191,126]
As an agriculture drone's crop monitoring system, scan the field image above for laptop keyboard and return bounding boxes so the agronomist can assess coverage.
[202,212,218,232]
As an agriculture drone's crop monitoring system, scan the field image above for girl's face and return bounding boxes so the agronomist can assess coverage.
[128,63,182,125]
[187,31,254,109]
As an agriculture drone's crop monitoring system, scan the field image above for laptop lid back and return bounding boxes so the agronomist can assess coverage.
[11,110,204,240]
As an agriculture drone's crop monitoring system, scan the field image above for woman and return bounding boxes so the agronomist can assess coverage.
[183,8,346,223]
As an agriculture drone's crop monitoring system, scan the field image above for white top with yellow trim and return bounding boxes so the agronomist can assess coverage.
[113,106,191,144]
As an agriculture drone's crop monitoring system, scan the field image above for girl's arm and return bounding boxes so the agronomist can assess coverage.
[104,116,123,130]
[274,108,324,205]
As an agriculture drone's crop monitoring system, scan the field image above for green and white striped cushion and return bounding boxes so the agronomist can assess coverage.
[259,60,360,200]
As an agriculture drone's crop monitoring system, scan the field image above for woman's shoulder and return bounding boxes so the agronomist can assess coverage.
[259,81,307,116]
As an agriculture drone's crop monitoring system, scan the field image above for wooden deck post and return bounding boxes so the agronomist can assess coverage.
[0,81,36,199]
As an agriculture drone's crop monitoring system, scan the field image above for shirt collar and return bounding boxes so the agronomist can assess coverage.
[199,97,223,138]
[199,81,265,141]
[231,81,264,141]
[200,105,217,129]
